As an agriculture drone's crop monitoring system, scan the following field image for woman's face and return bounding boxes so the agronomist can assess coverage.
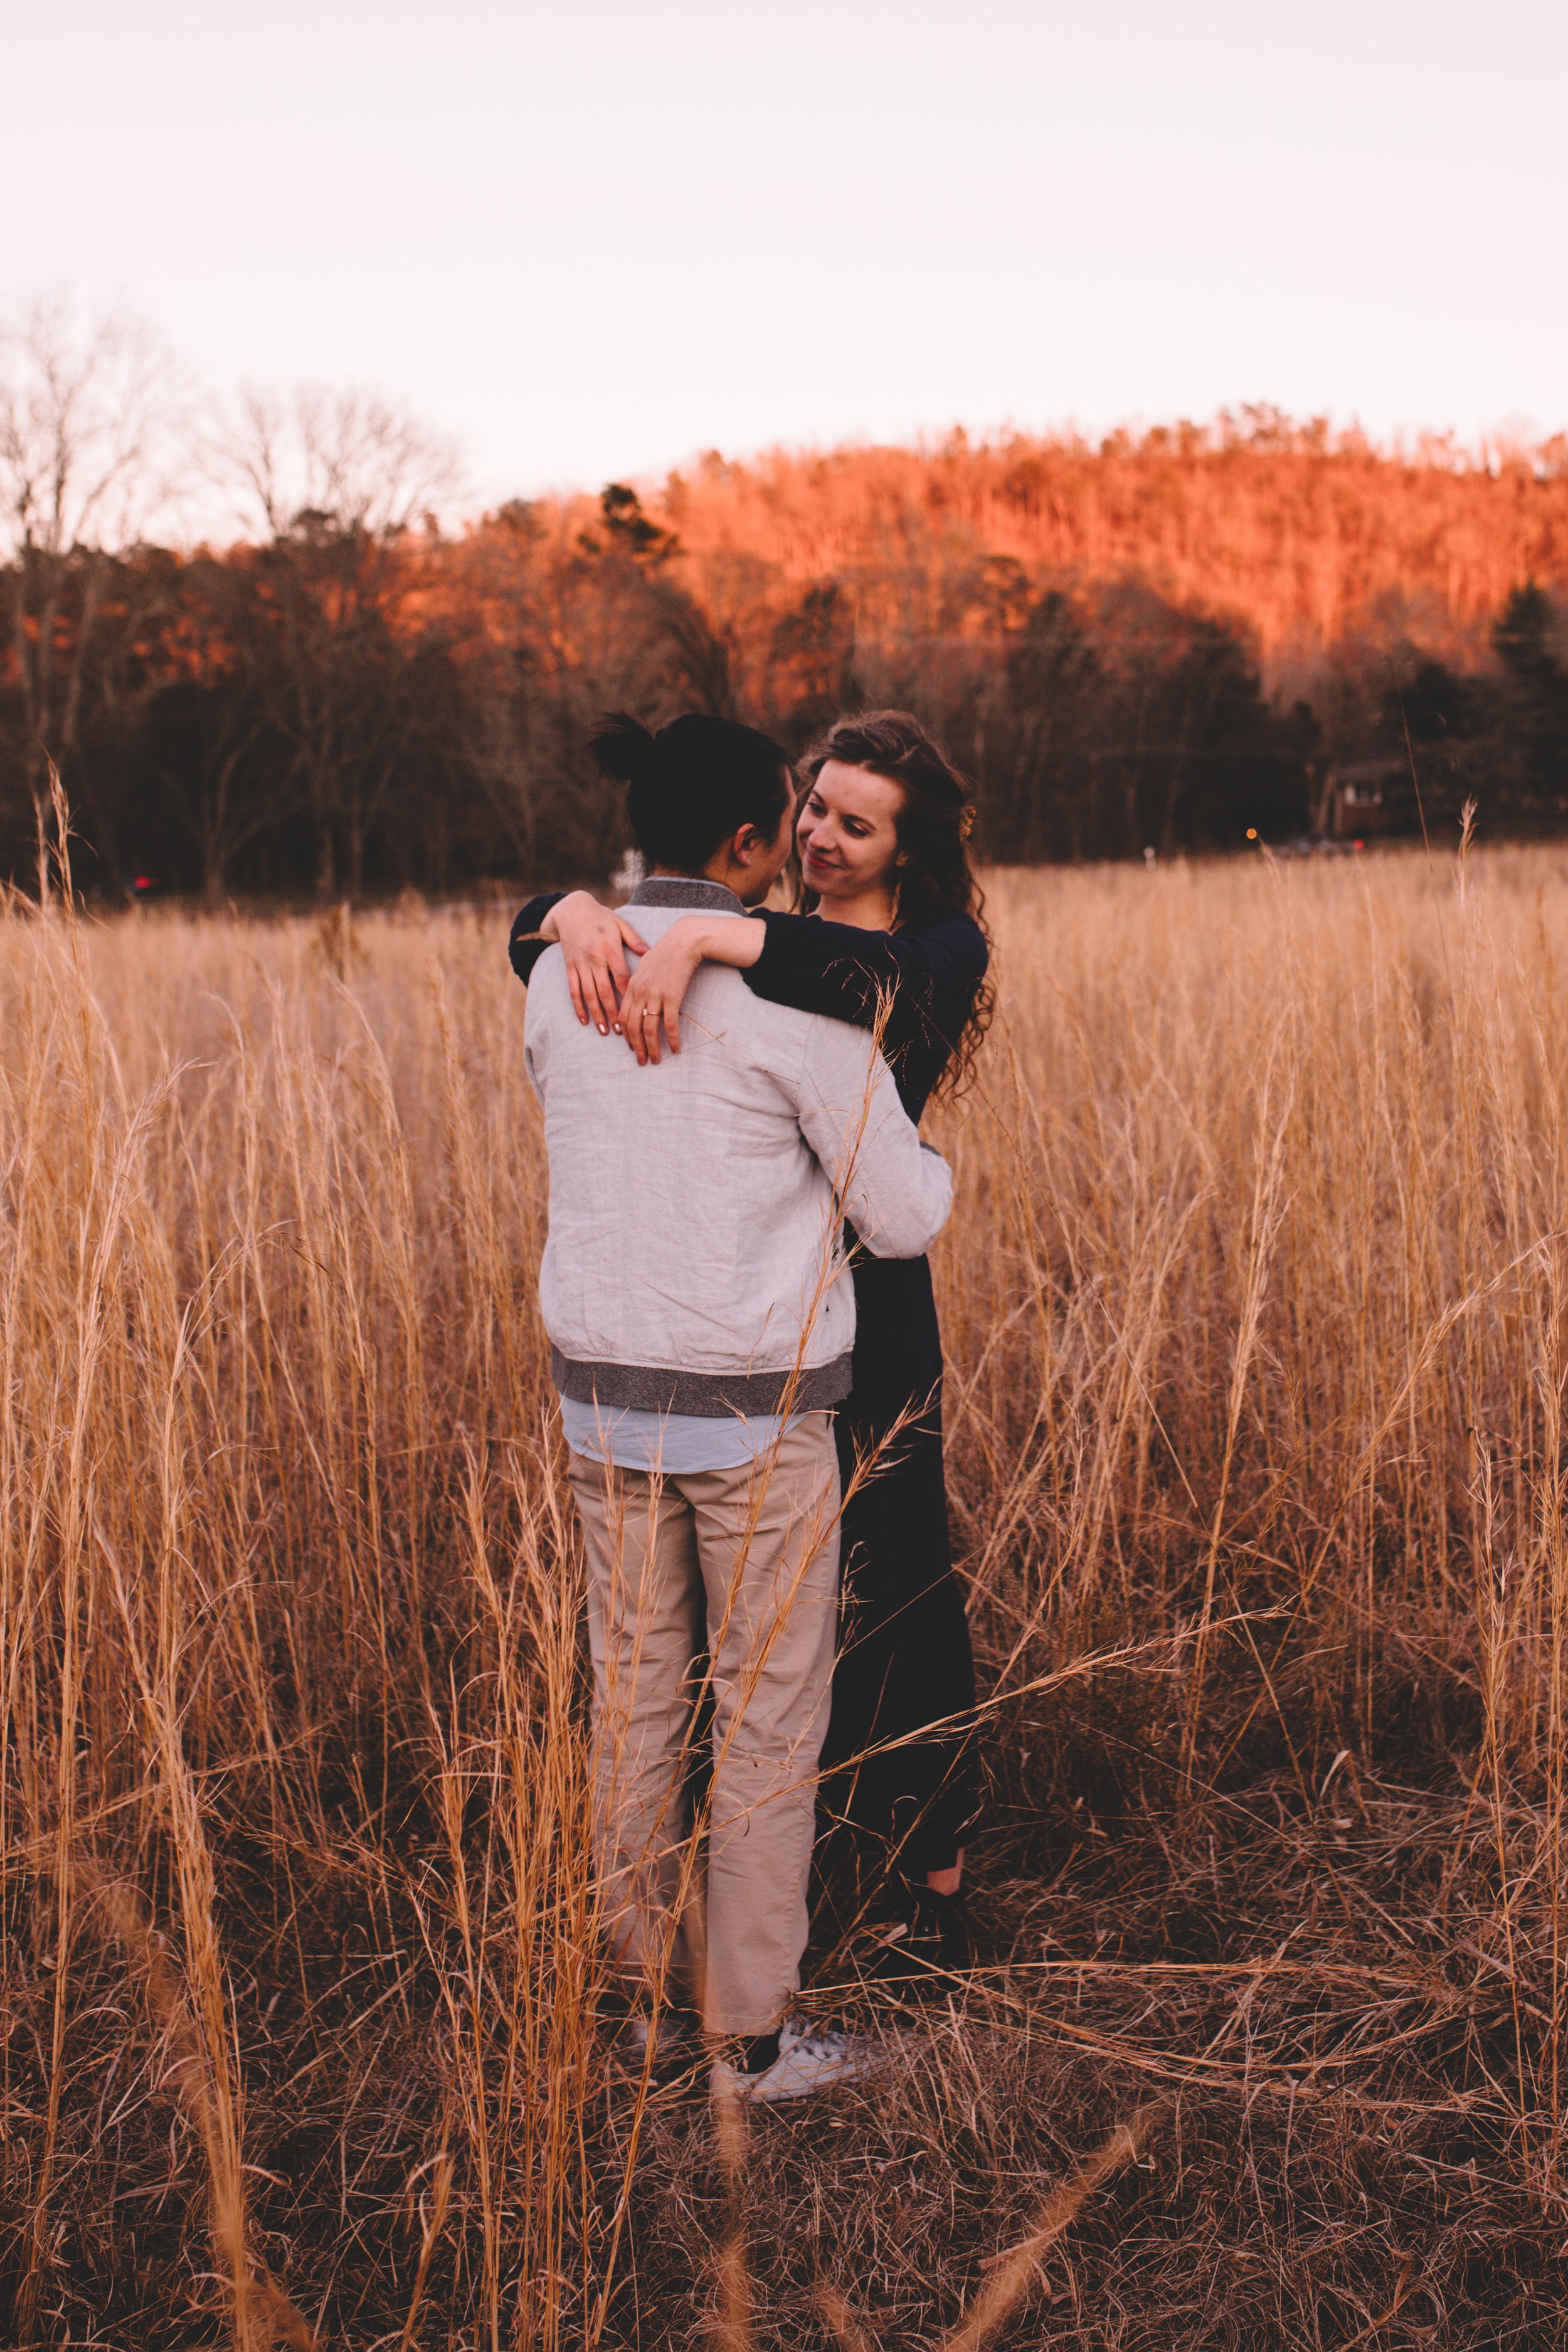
[795,760,906,903]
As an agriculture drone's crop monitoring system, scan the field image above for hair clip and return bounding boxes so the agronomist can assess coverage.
[959,808,976,841]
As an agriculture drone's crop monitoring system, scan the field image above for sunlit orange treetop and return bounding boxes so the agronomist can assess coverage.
[628,412,1568,663]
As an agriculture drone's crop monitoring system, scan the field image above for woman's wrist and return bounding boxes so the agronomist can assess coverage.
[539,887,599,944]
[697,914,765,970]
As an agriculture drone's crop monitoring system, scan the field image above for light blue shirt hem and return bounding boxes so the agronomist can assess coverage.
[559,1396,802,1474]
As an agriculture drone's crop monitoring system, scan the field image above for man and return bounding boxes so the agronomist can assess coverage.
[519,712,952,2099]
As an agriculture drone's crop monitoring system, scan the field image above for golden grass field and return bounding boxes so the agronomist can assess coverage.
[5,842,1568,2348]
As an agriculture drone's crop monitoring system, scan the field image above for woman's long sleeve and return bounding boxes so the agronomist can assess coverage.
[508,892,567,985]
[744,909,987,1067]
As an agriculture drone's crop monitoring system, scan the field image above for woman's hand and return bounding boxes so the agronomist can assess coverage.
[618,914,765,1064]
[541,891,650,1034]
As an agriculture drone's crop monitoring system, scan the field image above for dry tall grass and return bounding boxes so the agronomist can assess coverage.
[4,842,1568,2346]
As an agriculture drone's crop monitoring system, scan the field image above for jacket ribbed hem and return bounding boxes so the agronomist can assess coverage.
[550,1346,852,1416]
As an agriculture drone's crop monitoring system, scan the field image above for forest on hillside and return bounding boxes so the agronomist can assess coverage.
[5,319,1568,899]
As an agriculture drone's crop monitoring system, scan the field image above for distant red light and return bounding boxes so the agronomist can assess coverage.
[1352,840,1365,851]
[132,876,152,891]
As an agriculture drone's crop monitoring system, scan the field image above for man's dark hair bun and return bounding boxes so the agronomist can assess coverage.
[588,709,792,875]
[590,712,660,789]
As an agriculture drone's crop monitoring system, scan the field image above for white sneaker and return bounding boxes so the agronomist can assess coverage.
[711,2016,889,2104]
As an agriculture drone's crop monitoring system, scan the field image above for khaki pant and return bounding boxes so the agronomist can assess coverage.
[567,1412,840,2037]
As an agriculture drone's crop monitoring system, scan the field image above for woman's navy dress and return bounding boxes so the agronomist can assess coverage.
[509,895,987,1878]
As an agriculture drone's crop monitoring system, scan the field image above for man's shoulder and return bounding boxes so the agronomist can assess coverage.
[761,989,886,1098]
[521,939,567,1006]
[701,965,871,1053]
[687,963,821,1071]
[521,942,575,1049]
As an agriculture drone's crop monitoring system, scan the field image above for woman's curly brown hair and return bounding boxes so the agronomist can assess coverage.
[800,709,995,1102]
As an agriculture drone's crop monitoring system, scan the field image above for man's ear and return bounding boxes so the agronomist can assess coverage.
[730,823,764,866]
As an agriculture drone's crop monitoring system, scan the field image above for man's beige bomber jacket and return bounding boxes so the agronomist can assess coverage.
[522,877,953,1416]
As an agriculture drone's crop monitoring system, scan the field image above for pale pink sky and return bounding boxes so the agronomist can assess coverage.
[8,0,1565,509]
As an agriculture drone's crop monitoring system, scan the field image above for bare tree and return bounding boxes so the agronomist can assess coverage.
[0,295,184,877]
[207,388,462,898]
[213,386,459,541]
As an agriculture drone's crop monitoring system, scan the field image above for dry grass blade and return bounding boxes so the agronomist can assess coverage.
[396,2142,454,2352]
[710,2069,755,2352]
[933,2102,1164,2352]
[815,2277,879,2352]
[79,1867,317,2351]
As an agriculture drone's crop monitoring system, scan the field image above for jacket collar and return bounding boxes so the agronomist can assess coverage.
[628,876,746,913]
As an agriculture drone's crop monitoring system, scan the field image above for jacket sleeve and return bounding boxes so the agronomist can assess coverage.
[744,909,988,1062]
[509,893,568,985]
[788,1026,953,1261]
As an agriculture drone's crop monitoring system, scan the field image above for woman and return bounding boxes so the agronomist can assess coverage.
[508,711,992,1964]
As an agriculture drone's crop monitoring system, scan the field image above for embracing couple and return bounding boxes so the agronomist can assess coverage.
[510,707,992,2100]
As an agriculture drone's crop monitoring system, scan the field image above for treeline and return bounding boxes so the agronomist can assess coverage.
[5,346,1568,897]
